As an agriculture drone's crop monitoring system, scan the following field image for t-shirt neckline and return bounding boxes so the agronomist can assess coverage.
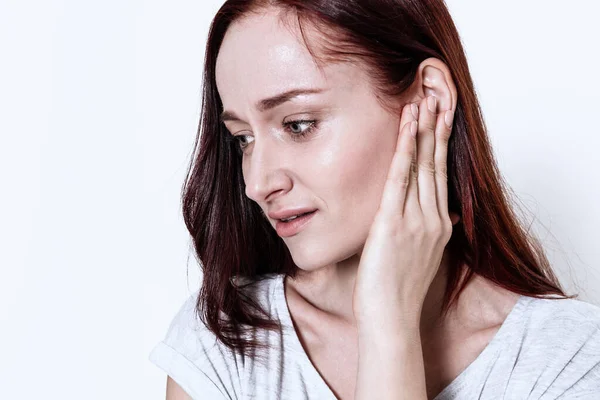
[275,273,339,399]
[274,272,530,400]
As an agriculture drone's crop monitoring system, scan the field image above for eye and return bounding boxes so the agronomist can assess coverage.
[224,130,253,154]
[224,119,319,154]
[282,119,318,140]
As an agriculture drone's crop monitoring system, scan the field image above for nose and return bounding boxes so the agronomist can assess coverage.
[243,134,292,204]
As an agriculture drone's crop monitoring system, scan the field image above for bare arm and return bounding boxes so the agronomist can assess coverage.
[166,376,193,400]
[354,322,427,400]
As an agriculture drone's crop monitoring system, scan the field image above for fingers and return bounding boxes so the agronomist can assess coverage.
[413,96,439,217]
[404,102,421,215]
[380,104,417,217]
[434,107,454,225]
[381,96,455,222]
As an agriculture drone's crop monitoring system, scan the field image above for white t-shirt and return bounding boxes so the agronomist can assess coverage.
[149,272,600,399]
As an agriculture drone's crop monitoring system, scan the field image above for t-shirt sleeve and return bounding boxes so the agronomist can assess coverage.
[552,325,600,398]
[149,295,244,400]
[513,301,600,399]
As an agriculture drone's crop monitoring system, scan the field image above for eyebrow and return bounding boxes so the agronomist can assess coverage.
[219,88,326,123]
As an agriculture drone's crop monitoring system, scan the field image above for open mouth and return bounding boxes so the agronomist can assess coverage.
[280,210,315,222]
[276,210,317,237]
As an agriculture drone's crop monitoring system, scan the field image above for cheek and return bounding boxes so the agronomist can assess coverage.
[314,120,397,209]
[306,123,397,256]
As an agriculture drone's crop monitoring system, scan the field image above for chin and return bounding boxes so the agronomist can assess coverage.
[287,239,364,273]
[288,249,331,272]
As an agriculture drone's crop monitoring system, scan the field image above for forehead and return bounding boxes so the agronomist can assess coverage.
[215,8,365,108]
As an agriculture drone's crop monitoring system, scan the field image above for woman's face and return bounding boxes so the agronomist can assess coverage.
[215,9,403,270]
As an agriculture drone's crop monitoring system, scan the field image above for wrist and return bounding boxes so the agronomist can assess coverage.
[357,310,421,334]
[357,318,421,347]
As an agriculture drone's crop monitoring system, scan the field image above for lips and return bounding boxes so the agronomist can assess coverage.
[268,207,318,221]
[275,210,317,237]
[281,211,313,221]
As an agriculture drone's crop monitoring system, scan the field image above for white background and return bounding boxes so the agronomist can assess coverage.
[1,0,598,398]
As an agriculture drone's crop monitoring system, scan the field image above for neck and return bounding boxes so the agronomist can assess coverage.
[285,250,453,338]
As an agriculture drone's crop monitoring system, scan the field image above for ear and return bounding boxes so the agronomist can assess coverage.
[405,57,457,114]
[408,58,460,225]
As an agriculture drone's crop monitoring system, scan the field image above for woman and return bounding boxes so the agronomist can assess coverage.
[149,1,600,399]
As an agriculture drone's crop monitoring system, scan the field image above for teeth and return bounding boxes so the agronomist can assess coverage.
[280,210,314,222]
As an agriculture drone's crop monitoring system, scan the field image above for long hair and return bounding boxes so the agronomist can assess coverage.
[181,0,576,360]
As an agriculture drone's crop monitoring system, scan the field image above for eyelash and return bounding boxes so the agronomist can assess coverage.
[226,119,318,153]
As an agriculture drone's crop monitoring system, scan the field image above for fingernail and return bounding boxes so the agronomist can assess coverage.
[427,96,437,113]
[410,120,418,136]
[444,110,454,128]
[410,103,419,119]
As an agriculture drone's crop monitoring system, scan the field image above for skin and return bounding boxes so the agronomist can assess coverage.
[163,6,521,400]
[166,376,192,400]
[215,7,463,334]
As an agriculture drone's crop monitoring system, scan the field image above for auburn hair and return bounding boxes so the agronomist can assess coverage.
[181,0,576,361]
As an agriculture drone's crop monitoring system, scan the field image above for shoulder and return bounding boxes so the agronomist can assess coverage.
[149,293,238,398]
[161,272,283,354]
[513,295,600,352]
[522,295,600,334]
[506,295,600,398]
[149,273,285,399]
[165,272,282,344]
[522,296,600,367]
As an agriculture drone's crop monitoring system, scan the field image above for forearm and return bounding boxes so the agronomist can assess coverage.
[354,323,427,400]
